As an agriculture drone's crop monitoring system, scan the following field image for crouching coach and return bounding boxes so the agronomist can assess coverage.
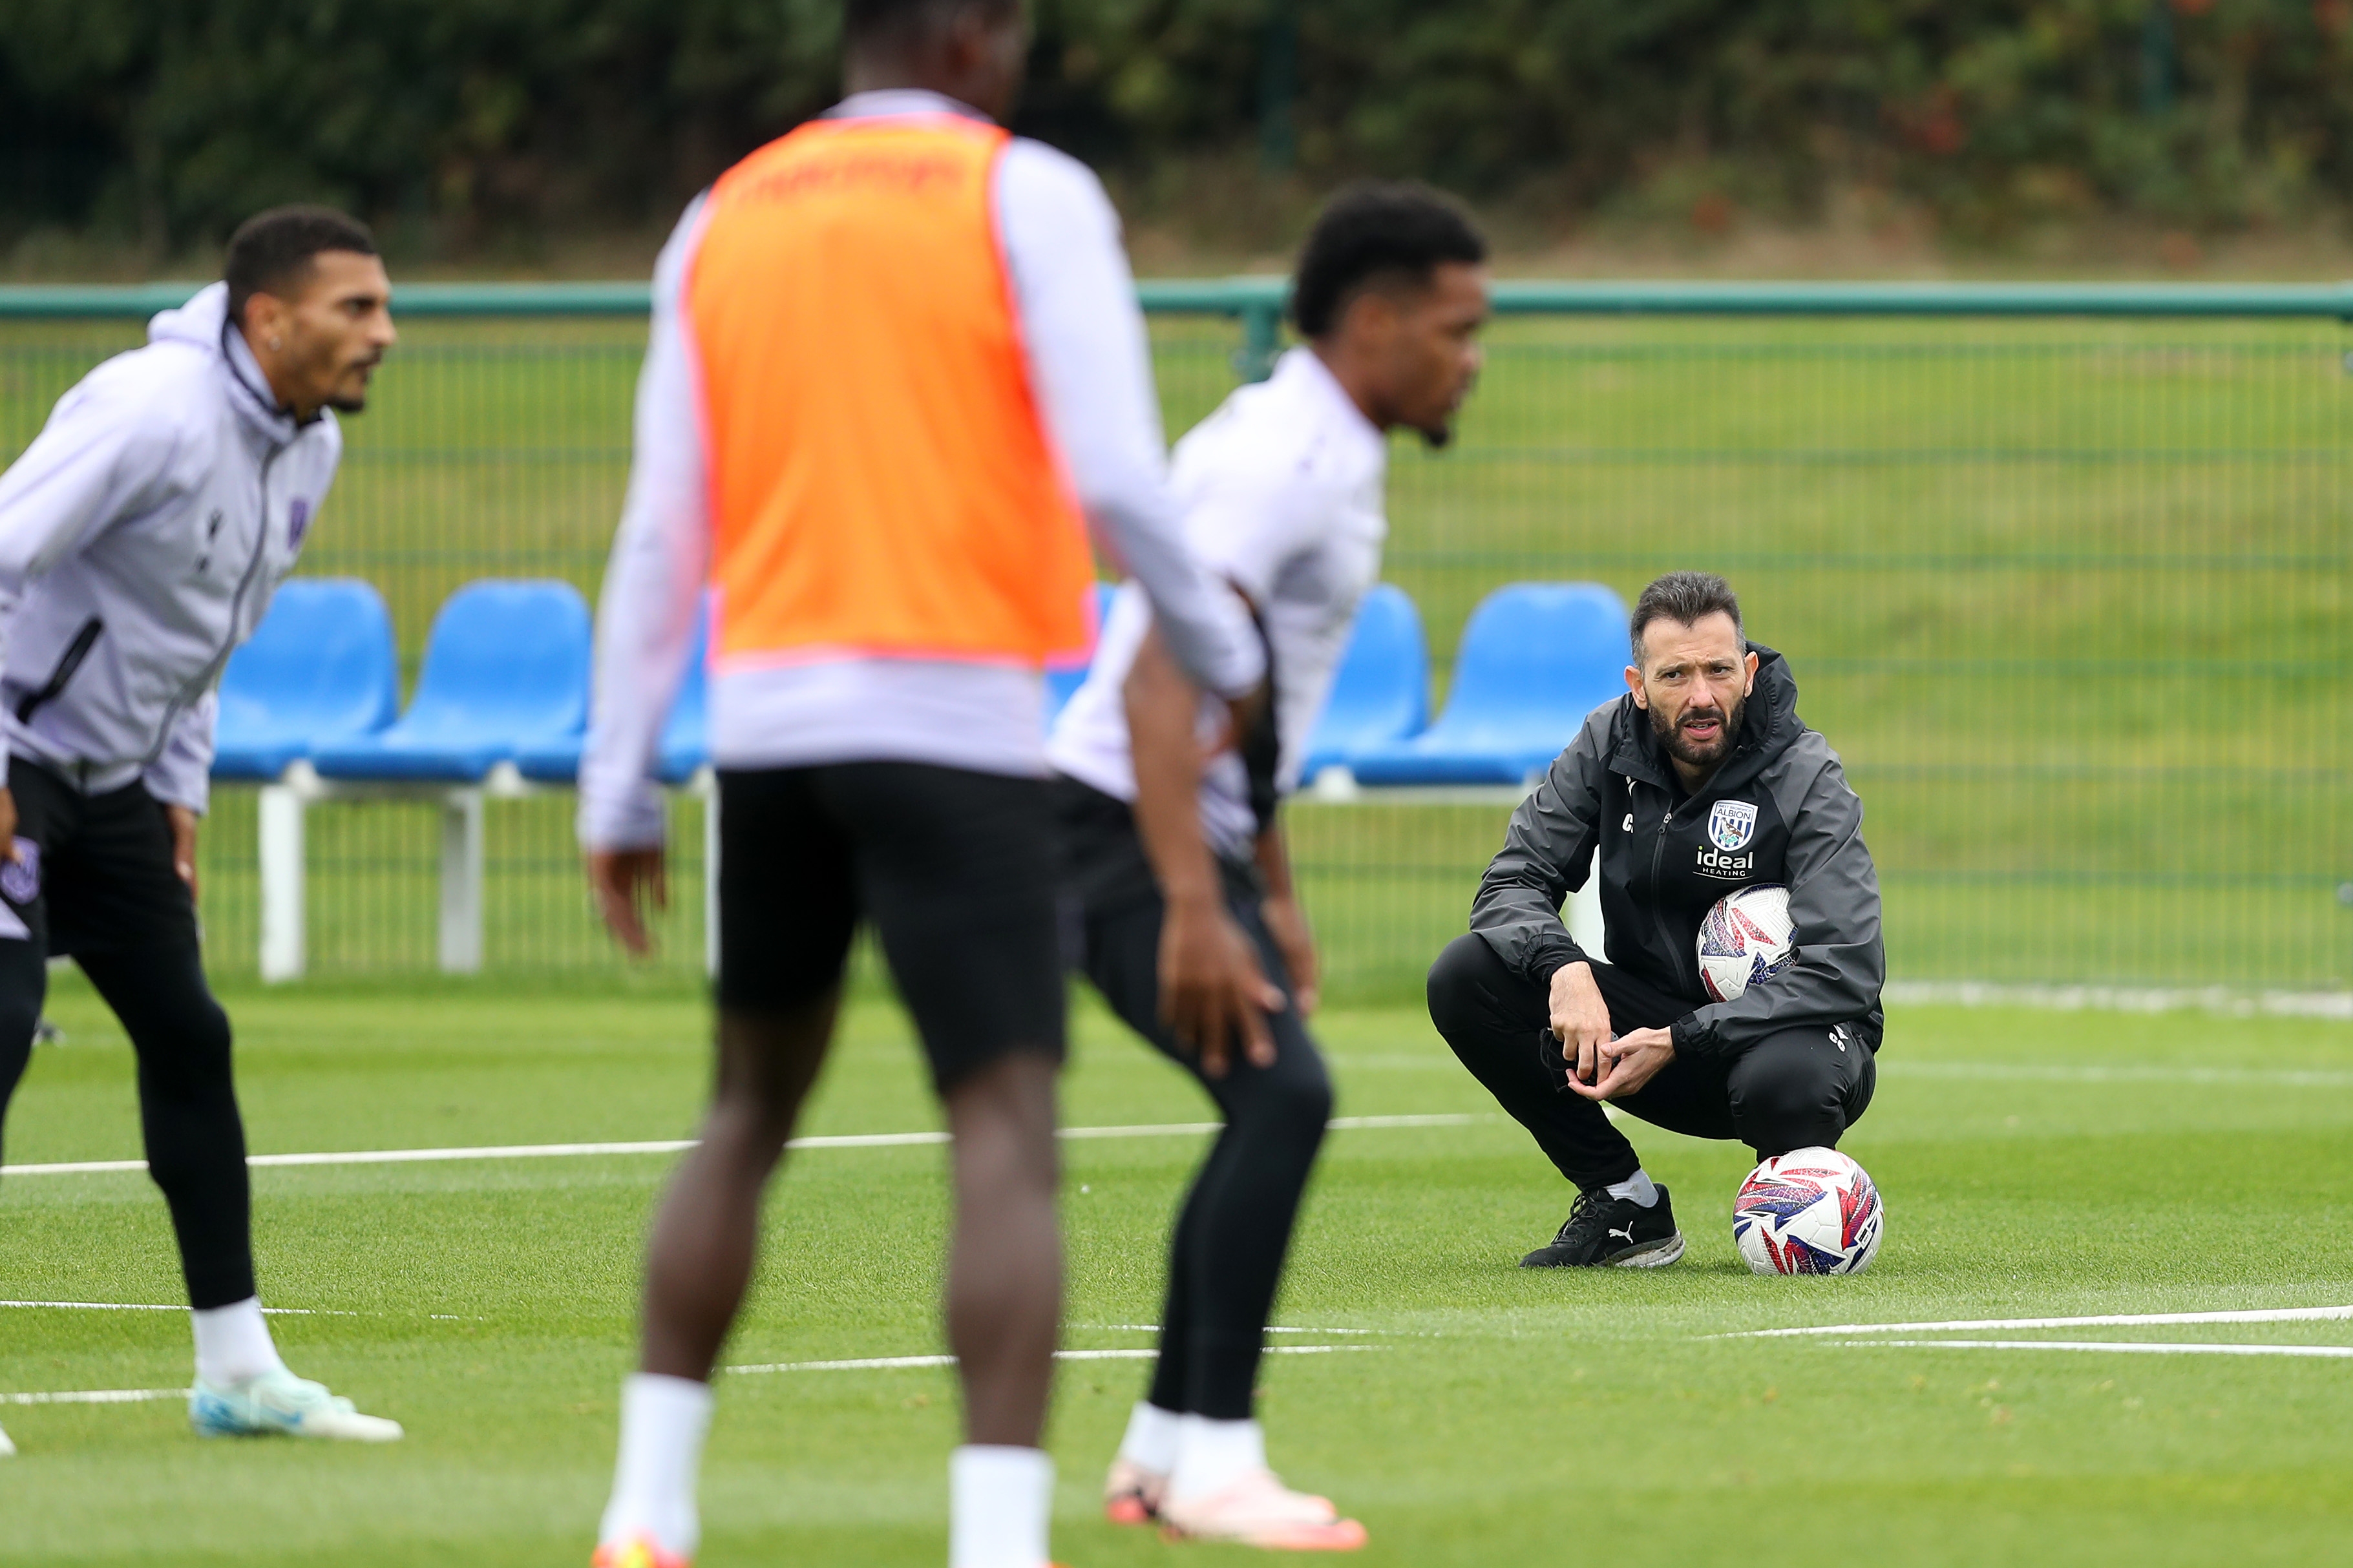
[1426,571,1884,1268]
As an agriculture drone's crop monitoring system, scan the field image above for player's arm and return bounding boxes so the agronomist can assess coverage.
[1674,740,1884,1060]
[578,200,713,954]
[1124,620,1285,1077]
[1253,815,1317,1017]
[0,375,187,857]
[995,142,1263,707]
[145,690,216,894]
[1468,705,1615,1083]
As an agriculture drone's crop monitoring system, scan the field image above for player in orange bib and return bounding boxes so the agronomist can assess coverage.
[576,3,1263,1566]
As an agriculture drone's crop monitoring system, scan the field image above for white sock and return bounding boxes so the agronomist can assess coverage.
[949,1445,1053,1568]
[1168,1415,1267,1504]
[598,1374,715,1558]
[191,1298,286,1387]
[1115,1400,1183,1475]
[1606,1168,1660,1207]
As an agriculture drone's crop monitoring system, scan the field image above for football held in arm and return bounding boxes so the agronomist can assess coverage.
[1425,570,1889,1273]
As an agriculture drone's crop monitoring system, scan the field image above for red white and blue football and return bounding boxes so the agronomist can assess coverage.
[1733,1147,1884,1275]
[1696,883,1795,1001]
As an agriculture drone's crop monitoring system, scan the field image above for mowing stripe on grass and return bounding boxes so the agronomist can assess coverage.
[1717,1304,2353,1339]
[0,1113,1481,1178]
[1847,1339,2353,1359]
[1885,1061,2353,1088]
[730,1345,1382,1374]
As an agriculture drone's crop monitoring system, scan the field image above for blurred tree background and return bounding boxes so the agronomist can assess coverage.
[5,0,2352,262]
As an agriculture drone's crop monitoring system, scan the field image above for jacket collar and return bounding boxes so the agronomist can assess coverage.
[1608,642,1802,800]
[148,280,306,447]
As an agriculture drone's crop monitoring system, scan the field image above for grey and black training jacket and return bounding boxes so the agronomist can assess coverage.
[1466,644,1884,1063]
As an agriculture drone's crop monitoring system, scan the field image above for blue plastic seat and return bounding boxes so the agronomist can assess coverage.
[1300,583,1430,781]
[310,580,591,784]
[514,600,710,786]
[211,579,399,781]
[1347,582,1629,786]
[1043,581,1119,723]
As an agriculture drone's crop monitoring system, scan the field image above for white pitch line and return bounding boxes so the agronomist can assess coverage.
[0,1113,1481,1179]
[1716,1304,2353,1339]
[1846,1340,2353,1360]
[731,1344,1382,1375]
[0,1299,341,1315]
[2,1388,181,1406]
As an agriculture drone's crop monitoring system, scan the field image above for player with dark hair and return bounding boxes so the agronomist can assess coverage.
[0,205,399,1454]
[1048,180,1488,1549]
[1426,571,1885,1268]
[576,0,1266,1564]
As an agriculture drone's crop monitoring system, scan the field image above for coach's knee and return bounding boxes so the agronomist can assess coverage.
[1726,1037,1850,1153]
[1426,933,1504,1040]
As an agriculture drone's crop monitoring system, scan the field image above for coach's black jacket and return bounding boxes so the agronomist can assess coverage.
[1467,644,1884,1064]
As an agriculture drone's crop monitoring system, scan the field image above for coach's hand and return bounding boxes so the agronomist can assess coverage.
[1548,961,1613,1087]
[587,846,668,957]
[1160,888,1284,1078]
[165,804,200,897]
[1569,1025,1675,1102]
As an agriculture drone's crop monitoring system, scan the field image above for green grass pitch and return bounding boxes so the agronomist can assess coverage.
[5,974,2352,1565]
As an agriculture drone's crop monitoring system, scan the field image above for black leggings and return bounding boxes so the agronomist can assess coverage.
[1427,933,1875,1193]
[0,941,255,1308]
[1058,783,1333,1422]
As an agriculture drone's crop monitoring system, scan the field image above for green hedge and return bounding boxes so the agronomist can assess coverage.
[5,1,2352,249]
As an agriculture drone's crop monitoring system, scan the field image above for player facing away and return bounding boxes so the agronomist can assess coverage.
[1047,184,1490,1549]
[0,207,402,1453]
[575,1,1265,1564]
[1426,572,1885,1267]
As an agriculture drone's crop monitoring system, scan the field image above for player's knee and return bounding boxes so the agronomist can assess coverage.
[1260,1050,1334,1138]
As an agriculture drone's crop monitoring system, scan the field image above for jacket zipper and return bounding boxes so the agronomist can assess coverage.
[1647,799,1700,997]
[14,615,106,725]
[145,444,283,768]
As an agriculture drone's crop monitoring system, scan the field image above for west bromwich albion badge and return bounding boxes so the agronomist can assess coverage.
[1707,800,1758,852]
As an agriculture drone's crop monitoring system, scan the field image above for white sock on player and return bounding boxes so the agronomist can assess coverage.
[1115,1399,1183,1474]
[191,1297,287,1386]
[598,1373,714,1558]
[1607,1168,1660,1207]
[1168,1414,1267,1503]
[949,1444,1053,1568]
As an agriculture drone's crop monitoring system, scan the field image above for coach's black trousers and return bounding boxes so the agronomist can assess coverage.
[1056,780,1333,1423]
[0,763,255,1309]
[1427,933,1875,1193]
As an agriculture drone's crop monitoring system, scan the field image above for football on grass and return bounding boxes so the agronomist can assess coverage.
[1733,1147,1884,1276]
[1696,883,1794,1001]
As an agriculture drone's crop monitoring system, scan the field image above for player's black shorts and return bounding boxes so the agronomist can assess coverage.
[715,762,1066,1091]
[0,758,200,956]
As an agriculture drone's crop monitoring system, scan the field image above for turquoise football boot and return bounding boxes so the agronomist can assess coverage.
[189,1368,403,1442]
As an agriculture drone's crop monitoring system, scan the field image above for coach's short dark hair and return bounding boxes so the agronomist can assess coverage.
[844,0,1016,49]
[1289,182,1487,339]
[224,206,377,327]
[1630,571,1743,662]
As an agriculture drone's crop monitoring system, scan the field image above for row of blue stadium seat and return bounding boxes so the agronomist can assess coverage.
[214,577,1631,789]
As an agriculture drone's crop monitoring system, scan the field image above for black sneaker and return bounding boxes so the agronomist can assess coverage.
[1519,1185,1685,1268]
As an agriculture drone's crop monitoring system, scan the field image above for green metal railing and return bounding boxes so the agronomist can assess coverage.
[3,280,2348,998]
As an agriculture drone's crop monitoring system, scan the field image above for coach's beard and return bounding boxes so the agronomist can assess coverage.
[1652,693,1744,770]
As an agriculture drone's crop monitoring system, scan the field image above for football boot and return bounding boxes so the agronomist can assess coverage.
[1519,1185,1683,1268]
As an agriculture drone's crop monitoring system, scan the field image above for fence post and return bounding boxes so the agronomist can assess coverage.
[439,789,485,973]
[258,784,307,981]
[1238,299,1283,382]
